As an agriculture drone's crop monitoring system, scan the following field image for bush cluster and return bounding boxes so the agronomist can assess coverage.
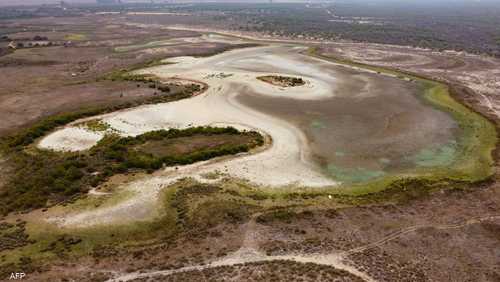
[0,126,263,215]
[0,67,251,216]
[94,127,263,173]
[1,92,190,151]
[258,75,305,87]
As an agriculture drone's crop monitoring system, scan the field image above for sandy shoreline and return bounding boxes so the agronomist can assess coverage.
[39,39,466,228]
[39,39,468,227]
[40,45,339,187]
[44,45,342,227]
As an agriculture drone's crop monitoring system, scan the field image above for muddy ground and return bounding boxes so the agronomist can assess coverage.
[316,43,500,123]
[0,15,499,282]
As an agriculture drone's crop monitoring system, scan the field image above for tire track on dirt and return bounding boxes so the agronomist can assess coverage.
[343,215,500,256]
[106,214,499,282]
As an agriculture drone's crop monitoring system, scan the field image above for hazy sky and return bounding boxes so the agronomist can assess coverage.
[0,0,493,7]
[0,0,88,6]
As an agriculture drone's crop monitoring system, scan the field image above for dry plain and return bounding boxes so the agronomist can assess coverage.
[0,14,499,282]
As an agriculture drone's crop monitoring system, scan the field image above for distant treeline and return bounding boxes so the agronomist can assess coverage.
[168,3,500,57]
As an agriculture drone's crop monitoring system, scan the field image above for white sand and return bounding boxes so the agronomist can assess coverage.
[41,45,339,187]
[38,127,104,152]
[45,45,345,227]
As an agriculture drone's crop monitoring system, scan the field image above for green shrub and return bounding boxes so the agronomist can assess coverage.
[0,126,264,215]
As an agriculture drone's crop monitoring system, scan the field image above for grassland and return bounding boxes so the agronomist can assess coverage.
[0,170,470,272]
[2,45,494,216]
[0,180,262,268]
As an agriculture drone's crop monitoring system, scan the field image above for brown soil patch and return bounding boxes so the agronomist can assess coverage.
[2,18,500,282]
[138,134,258,157]
[0,16,253,136]
[137,260,363,282]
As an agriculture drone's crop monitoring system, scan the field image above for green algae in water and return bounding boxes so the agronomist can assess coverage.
[412,141,457,167]
[327,164,385,183]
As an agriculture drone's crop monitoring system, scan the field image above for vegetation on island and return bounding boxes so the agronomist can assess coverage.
[257,75,306,87]
[0,46,495,218]
[0,32,497,278]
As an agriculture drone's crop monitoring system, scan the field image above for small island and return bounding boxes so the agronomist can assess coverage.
[257,75,306,87]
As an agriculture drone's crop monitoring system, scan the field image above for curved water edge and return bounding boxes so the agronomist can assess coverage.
[39,44,495,187]
[308,48,496,186]
[35,44,496,227]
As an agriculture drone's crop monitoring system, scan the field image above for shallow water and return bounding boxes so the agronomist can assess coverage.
[234,58,459,183]
[40,45,461,184]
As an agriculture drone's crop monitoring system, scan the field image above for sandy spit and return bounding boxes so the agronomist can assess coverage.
[43,45,340,227]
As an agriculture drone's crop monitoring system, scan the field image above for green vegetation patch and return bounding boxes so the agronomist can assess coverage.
[0,127,263,216]
[326,164,386,183]
[1,65,204,151]
[0,209,179,267]
[0,181,264,268]
[0,44,497,273]
[0,174,480,270]
[308,47,497,192]
[0,221,33,252]
[257,75,305,87]
[104,70,203,95]
[98,127,263,172]
[420,81,496,181]
[76,119,111,132]
[310,120,326,129]
[64,34,87,41]
[0,91,192,150]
